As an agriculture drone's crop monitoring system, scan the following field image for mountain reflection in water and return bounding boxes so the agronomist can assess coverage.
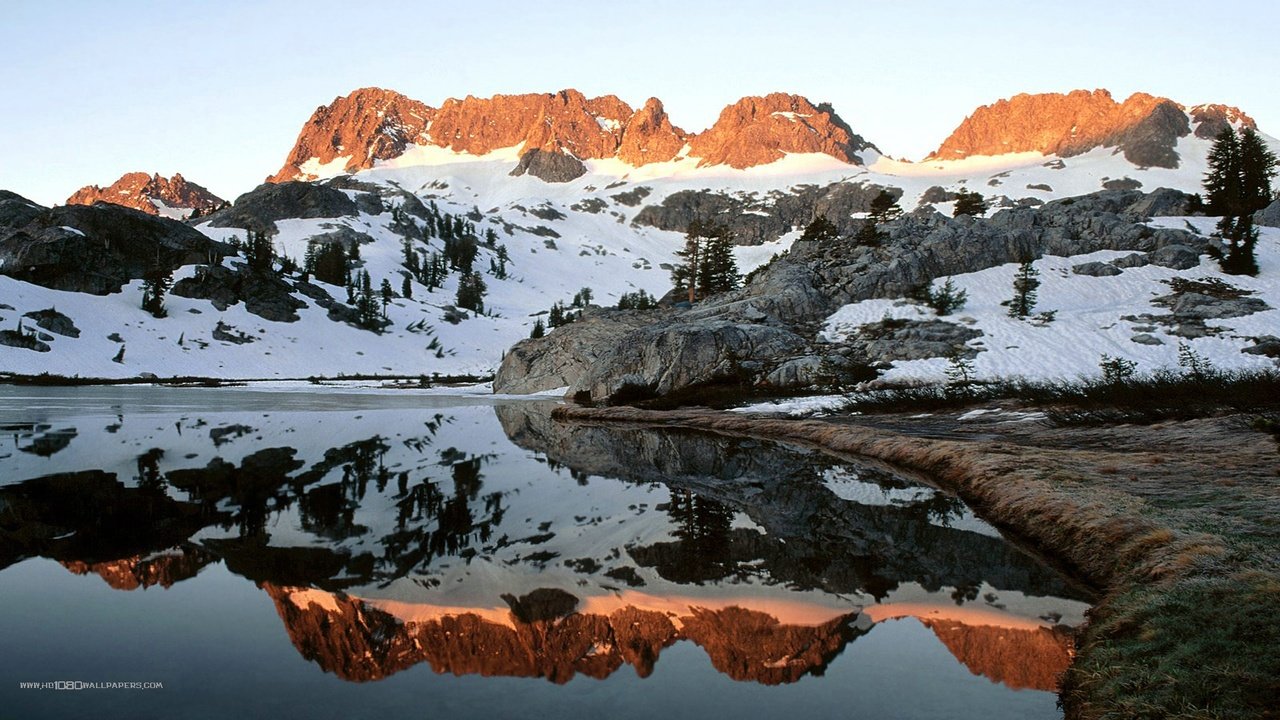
[0,390,1089,714]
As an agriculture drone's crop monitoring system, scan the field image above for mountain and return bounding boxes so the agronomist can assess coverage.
[66,172,224,219]
[1,86,1276,386]
[927,89,1257,168]
[269,88,869,183]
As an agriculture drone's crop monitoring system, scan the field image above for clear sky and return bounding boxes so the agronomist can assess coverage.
[3,0,1276,206]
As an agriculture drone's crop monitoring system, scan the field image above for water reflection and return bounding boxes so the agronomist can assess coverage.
[0,390,1088,711]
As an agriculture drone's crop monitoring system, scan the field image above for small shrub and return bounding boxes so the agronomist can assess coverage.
[916,278,968,316]
[1177,343,1215,381]
[1099,355,1138,385]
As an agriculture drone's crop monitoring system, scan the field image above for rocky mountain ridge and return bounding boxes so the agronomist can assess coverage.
[928,89,1256,168]
[271,87,875,182]
[66,172,224,218]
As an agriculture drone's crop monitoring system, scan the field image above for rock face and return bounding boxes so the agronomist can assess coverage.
[632,182,894,245]
[66,172,224,218]
[205,181,362,231]
[618,98,688,165]
[508,149,587,183]
[1188,103,1257,139]
[926,90,1248,169]
[495,310,658,394]
[270,88,870,183]
[1254,198,1280,228]
[687,93,876,169]
[0,194,234,294]
[494,189,1213,401]
[269,87,434,183]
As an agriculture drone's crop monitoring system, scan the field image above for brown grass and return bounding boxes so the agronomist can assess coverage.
[550,405,1280,720]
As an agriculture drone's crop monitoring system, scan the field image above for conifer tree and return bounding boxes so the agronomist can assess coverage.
[672,221,737,302]
[530,317,546,339]
[1204,126,1276,275]
[455,272,487,314]
[140,267,171,318]
[1003,260,1040,318]
[799,216,839,244]
[953,190,988,217]
[380,278,393,317]
[856,190,902,246]
[401,275,413,300]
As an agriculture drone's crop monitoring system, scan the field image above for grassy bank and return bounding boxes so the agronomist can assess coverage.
[550,404,1279,719]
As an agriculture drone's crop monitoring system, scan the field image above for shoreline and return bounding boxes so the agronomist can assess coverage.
[0,372,494,388]
[551,404,1279,719]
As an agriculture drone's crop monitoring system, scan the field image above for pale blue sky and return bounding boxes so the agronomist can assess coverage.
[3,0,1275,206]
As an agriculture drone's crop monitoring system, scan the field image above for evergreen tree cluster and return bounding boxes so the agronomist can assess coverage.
[616,289,658,310]
[304,240,351,286]
[455,272,487,314]
[396,201,510,293]
[671,221,740,303]
[243,227,277,274]
[1203,126,1277,276]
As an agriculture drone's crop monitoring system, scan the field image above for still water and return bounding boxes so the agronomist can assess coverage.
[0,386,1090,719]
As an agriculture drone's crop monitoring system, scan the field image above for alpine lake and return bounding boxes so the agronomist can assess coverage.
[0,385,1092,719]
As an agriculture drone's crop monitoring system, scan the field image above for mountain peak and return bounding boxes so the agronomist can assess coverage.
[925,89,1259,169]
[66,172,223,218]
[269,87,434,183]
[687,93,876,169]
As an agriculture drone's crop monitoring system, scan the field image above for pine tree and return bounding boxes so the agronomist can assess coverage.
[244,228,276,274]
[1204,126,1276,275]
[140,267,171,318]
[1003,260,1040,318]
[1204,127,1243,216]
[1239,127,1279,214]
[856,190,902,246]
[530,317,546,339]
[672,221,737,302]
[308,240,348,285]
[401,275,413,300]
[455,272,487,314]
[953,190,988,217]
[799,216,839,244]
[355,270,381,330]
[380,278,394,317]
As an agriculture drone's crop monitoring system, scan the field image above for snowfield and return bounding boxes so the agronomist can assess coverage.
[1,129,1277,384]
[822,218,1280,385]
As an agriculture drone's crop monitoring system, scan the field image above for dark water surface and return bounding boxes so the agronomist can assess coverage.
[0,386,1090,719]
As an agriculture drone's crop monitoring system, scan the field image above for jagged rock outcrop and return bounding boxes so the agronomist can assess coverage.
[618,97,688,165]
[270,89,870,183]
[66,172,224,218]
[509,149,587,183]
[687,93,876,168]
[495,189,1213,401]
[1188,103,1257,139]
[0,196,234,294]
[926,90,1237,169]
[270,87,434,182]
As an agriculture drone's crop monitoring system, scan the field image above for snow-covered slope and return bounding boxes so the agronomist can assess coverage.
[1,108,1275,382]
[822,217,1280,384]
